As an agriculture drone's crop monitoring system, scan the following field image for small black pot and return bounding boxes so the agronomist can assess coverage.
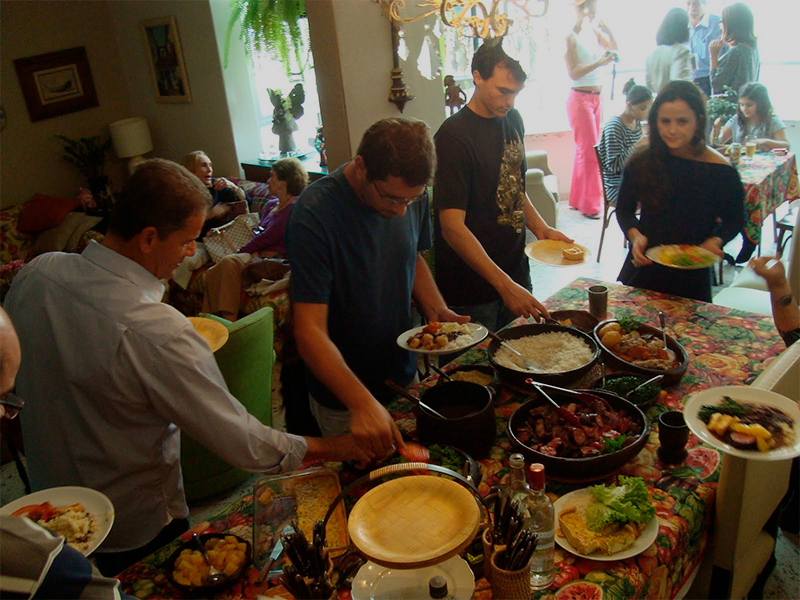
[416,381,496,459]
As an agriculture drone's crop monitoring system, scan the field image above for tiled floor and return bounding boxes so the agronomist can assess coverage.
[2,199,797,597]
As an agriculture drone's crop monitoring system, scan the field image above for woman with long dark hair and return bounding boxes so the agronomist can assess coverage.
[616,80,744,301]
[709,3,759,95]
[713,82,789,151]
[645,8,692,94]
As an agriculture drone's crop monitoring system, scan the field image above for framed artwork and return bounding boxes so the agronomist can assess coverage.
[141,16,192,103]
[13,47,99,122]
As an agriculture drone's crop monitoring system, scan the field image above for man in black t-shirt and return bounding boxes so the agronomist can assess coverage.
[434,39,572,331]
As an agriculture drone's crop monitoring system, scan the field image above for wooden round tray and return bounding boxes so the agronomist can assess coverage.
[525,240,591,266]
[347,475,481,569]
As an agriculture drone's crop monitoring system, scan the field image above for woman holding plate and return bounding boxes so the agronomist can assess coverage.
[616,80,744,302]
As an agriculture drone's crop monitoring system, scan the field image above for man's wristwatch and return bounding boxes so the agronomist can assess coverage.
[774,293,794,308]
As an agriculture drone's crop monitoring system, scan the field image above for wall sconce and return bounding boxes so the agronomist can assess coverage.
[109,117,153,174]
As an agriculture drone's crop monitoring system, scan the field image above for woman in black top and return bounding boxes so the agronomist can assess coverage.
[616,80,744,302]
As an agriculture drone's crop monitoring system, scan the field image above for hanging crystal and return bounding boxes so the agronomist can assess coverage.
[397,26,409,62]
[417,24,440,81]
[432,18,443,39]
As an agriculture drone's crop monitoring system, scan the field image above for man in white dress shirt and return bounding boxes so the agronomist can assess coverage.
[5,159,368,576]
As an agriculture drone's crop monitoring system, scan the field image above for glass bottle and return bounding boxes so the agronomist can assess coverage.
[527,462,555,589]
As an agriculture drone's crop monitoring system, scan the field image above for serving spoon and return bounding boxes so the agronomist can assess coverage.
[525,379,582,427]
[485,329,543,372]
[383,379,448,420]
[625,374,665,399]
[191,533,225,585]
[430,363,453,384]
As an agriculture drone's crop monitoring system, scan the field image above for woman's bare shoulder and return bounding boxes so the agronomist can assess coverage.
[702,146,731,166]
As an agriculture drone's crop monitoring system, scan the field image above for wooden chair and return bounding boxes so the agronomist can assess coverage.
[593,144,622,262]
[775,205,797,255]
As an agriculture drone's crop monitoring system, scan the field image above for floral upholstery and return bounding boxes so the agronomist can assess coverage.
[1,204,33,264]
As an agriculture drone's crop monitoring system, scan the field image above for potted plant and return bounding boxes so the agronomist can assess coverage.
[224,0,308,76]
[55,134,113,212]
[706,86,738,138]
[269,83,305,154]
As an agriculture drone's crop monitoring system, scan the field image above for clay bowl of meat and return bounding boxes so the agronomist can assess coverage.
[487,323,600,388]
[416,381,496,460]
[507,388,649,481]
[593,320,689,386]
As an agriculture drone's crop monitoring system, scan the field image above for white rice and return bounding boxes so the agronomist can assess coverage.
[494,332,594,373]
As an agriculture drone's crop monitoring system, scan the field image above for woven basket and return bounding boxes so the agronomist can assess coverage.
[481,527,506,586]
[490,548,531,600]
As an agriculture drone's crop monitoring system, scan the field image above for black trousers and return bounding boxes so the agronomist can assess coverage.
[94,517,190,577]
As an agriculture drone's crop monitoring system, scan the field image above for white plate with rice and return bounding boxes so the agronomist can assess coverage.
[0,486,115,555]
[397,322,488,355]
[492,331,595,373]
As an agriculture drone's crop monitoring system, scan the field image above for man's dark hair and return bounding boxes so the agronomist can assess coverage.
[471,37,527,84]
[271,157,310,197]
[108,159,211,241]
[656,8,690,46]
[357,118,436,186]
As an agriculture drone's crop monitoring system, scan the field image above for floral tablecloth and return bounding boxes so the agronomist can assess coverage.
[117,278,786,600]
[738,152,799,245]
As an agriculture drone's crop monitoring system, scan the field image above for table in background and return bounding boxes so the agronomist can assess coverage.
[116,278,786,600]
[241,155,328,184]
[738,152,799,246]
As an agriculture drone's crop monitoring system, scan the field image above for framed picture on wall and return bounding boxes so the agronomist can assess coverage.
[141,16,192,103]
[13,47,99,122]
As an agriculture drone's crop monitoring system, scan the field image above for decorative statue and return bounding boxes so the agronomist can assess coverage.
[269,83,305,155]
[444,75,467,115]
[314,126,327,167]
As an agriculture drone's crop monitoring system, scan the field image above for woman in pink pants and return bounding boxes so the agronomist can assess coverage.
[565,0,618,219]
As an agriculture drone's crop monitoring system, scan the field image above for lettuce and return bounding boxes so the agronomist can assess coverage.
[585,476,655,531]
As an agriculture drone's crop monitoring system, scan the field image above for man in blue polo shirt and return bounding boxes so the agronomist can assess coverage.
[687,0,725,97]
[286,118,467,463]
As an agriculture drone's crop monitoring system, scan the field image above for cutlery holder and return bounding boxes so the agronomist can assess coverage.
[481,527,506,586]
[490,548,531,600]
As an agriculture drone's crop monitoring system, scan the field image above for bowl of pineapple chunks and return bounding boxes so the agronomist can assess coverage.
[166,533,252,593]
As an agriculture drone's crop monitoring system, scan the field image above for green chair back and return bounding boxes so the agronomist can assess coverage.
[180,307,275,501]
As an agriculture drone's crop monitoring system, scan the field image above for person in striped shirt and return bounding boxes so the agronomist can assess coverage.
[597,80,653,205]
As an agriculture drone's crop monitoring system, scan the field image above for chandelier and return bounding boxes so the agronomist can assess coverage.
[377,0,548,39]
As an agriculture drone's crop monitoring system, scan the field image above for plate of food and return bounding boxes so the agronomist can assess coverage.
[397,322,487,355]
[645,245,720,269]
[0,486,114,555]
[525,240,591,266]
[684,386,800,461]
[554,477,658,560]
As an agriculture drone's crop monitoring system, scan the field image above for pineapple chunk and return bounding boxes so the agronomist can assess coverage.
[756,436,771,452]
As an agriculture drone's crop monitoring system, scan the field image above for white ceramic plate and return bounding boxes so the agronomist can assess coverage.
[396,323,488,356]
[351,555,475,600]
[645,245,720,270]
[0,486,115,556]
[553,488,658,561]
[683,386,800,461]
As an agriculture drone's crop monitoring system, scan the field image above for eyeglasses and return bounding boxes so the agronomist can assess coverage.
[0,391,24,420]
[371,181,426,206]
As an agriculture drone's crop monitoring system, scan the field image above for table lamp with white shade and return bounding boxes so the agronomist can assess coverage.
[109,117,153,173]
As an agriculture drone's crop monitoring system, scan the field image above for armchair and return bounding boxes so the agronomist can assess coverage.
[525,150,559,228]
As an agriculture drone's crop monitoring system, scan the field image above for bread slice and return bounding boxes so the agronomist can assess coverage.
[557,497,644,556]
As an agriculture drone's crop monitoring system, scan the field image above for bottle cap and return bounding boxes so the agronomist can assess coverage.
[509,453,525,469]
[529,462,546,489]
[429,575,448,598]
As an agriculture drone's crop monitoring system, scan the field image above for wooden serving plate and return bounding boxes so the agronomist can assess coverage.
[347,475,480,569]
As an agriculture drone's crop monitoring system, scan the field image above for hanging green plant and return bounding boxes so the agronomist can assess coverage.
[224,0,307,77]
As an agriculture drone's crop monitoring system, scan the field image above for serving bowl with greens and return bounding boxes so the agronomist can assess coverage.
[385,443,482,486]
[591,373,662,409]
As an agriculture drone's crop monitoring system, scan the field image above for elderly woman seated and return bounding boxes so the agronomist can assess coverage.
[202,157,309,321]
[182,150,251,236]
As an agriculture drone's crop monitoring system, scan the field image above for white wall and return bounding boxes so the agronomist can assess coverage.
[107,0,240,176]
[308,0,446,171]
[0,1,132,207]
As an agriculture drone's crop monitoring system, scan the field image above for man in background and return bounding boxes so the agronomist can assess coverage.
[688,0,724,97]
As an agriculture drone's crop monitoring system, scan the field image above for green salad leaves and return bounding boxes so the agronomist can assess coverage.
[585,476,655,532]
